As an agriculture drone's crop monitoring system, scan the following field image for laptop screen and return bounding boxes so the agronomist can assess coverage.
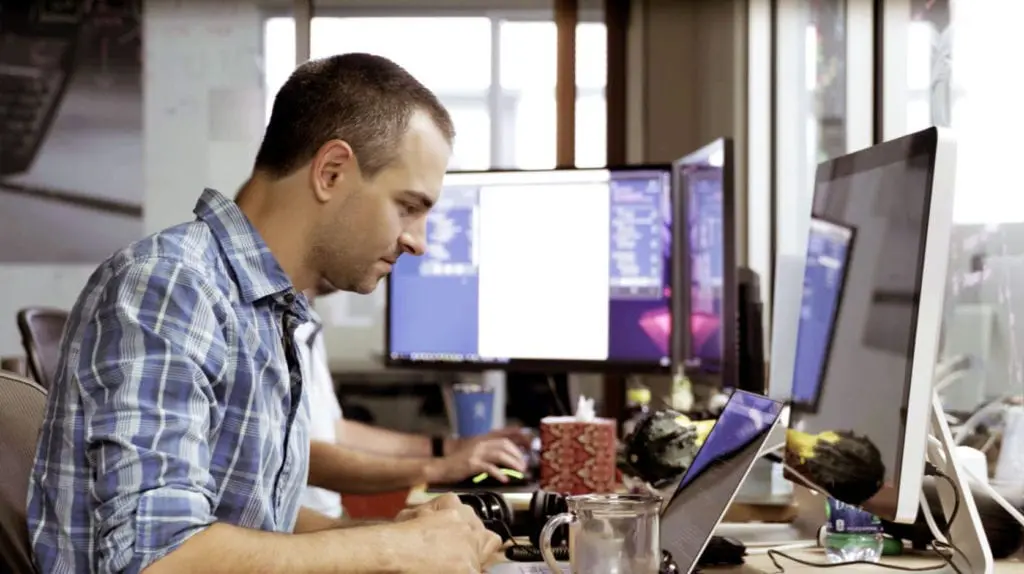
[660,391,783,573]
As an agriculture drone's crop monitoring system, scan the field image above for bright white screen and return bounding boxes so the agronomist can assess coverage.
[476,177,611,360]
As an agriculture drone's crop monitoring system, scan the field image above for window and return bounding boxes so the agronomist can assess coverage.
[883,1,1022,223]
[770,0,873,400]
[774,0,850,256]
[882,1,1024,417]
[310,18,492,93]
[499,20,607,168]
[263,15,607,171]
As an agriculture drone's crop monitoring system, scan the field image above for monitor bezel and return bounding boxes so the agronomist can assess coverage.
[383,163,675,374]
[671,137,738,387]
[787,216,858,415]
[783,126,956,524]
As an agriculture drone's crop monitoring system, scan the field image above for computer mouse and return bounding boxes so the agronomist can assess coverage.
[462,468,530,489]
[442,467,530,490]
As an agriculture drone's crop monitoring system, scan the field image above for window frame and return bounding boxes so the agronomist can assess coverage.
[262,8,607,170]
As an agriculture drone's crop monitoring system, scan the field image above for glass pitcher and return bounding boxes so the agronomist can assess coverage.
[538,493,662,574]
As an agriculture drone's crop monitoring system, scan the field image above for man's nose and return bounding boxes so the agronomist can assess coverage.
[399,227,426,256]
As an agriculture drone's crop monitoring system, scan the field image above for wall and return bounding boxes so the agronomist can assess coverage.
[0,0,269,357]
[627,0,749,401]
[634,0,748,258]
[0,0,752,375]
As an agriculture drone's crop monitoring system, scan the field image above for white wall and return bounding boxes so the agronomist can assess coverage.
[0,0,266,357]
[144,0,266,232]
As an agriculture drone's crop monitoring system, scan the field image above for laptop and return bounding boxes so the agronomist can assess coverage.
[489,390,785,573]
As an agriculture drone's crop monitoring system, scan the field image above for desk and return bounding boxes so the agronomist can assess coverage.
[733,549,1024,572]
[489,548,1024,573]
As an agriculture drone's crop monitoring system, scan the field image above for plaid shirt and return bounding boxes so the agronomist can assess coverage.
[28,189,312,574]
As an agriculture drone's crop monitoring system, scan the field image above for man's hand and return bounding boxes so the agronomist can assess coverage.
[396,492,474,522]
[449,427,534,453]
[428,435,528,484]
[394,494,502,573]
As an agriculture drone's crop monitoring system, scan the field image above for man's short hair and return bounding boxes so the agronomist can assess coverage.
[254,53,455,179]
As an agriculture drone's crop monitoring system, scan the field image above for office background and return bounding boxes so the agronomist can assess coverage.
[0,0,1019,413]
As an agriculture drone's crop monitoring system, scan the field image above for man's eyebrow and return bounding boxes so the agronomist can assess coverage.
[403,190,435,209]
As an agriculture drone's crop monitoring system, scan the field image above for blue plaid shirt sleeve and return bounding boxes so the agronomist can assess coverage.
[76,257,226,573]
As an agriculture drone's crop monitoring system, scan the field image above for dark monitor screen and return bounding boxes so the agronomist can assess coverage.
[386,166,673,372]
[784,128,950,520]
[790,218,856,412]
[660,390,783,572]
[674,138,737,384]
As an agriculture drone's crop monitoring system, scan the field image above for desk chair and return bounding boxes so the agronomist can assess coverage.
[16,307,68,391]
[0,370,46,573]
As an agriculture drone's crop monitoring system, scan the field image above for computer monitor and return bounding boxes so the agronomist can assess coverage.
[783,127,957,523]
[789,217,856,413]
[386,166,674,372]
[672,138,738,387]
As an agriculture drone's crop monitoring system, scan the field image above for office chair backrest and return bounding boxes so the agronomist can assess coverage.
[16,308,68,392]
[0,370,46,573]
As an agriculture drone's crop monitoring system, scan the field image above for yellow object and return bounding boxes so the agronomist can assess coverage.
[471,468,524,484]
[786,429,841,462]
[671,416,716,446]
[627,387,652,405]
[692,420,716,446]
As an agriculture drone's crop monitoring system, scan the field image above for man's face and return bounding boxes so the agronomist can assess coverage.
[311,111,450,295]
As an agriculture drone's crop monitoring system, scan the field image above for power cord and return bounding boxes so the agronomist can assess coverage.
[761,464,966,573]
[492,519,571,563]
[766,545,962,574]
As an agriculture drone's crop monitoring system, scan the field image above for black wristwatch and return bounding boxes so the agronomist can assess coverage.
[431,435,446,458]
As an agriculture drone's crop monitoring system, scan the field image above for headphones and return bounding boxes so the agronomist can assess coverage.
[458,489,569,547]
[460,490,680,572]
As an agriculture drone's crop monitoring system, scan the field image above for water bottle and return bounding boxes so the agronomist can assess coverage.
[822,497,884,563]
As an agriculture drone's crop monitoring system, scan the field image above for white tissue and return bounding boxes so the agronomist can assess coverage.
[575,396,596,421]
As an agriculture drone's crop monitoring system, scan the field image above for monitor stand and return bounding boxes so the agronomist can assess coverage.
[927,391,993,574]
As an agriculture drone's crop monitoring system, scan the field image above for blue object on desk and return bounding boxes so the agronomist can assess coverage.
[452,383,496,437]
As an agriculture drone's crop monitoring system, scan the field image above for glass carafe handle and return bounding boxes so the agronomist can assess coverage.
[539,511,575,572]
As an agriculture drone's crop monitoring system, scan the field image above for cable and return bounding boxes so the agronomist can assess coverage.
[961,464,1024,529]
[954,397,1009,444]
[933,370,968,395]
[764,465,966,573]
[745,542,817,556]
[766,545,963,574]
[931,469,962,533]
[505,545,569,563]
[545,375,570,417]
[920,490,950,547]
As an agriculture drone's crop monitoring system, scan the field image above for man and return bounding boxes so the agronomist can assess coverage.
[28,53,501,574]
[298,284,530,519]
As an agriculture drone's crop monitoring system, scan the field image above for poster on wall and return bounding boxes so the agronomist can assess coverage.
[0,1,143,263]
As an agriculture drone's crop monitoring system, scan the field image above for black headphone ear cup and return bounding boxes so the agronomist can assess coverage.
[458,493,490,521]
[529,490,551,526]
[528,490,569,548]
[478,491,513,524]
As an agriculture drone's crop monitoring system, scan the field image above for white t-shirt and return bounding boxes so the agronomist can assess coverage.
[296,315,345,518]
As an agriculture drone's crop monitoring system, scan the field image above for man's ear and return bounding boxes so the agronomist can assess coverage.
[311,139,354,203]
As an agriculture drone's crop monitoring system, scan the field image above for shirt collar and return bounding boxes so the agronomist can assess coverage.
[193,188,296,305]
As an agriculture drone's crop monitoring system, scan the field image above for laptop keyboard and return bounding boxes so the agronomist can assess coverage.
[0,34,70,176]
